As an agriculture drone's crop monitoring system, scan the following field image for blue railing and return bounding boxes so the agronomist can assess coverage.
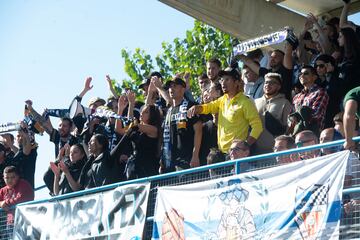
[2,136,360,239]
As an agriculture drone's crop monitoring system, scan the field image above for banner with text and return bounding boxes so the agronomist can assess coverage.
[14,183,150,240]
[152,151,349,240]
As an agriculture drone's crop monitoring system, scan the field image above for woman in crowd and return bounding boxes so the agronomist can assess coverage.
[116,91,162,179]
[51,143,87,195]
[338,27,360,95]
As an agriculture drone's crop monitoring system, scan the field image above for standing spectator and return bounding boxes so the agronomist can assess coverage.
[242,63,264,99]
[188,67,263,154]
[196,73,211,103]
[0,143,10,189]
[206,58,221,85]
[116,91,162,179]
[50,144,87,195]
[273,135,299,164]
[0,134,18,158]
[343,87,360,150]
[338,27,360,95]
[292,65,329,130]
[25,100,78,157]
[0,166,34,239]
[161,78,202,173]
[254,73,292,154]
[199,83,223,165]
[314,54,342,128]
[238,42,294,101]
[78,133,125,189]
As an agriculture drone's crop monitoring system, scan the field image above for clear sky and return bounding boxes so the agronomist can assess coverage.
[0,1,359,199]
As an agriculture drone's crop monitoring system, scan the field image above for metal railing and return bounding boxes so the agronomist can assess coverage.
[2,136,360,239]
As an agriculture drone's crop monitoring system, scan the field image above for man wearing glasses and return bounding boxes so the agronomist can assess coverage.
[292,65,329,130]
[254,73,293,154]
[294,130,320,160]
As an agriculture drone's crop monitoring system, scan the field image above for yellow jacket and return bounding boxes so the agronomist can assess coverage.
[200,92,263,153]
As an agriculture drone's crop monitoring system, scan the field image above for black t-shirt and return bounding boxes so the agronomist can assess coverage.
[58,157,85,195]
[12,147,38,189]
[199,120,218,166]
[161,99,200,172]
[259,65,293,101]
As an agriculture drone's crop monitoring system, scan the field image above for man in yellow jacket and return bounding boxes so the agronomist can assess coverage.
[188,67,263,153]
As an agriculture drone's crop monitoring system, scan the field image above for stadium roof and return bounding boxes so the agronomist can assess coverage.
[160,0,360,40]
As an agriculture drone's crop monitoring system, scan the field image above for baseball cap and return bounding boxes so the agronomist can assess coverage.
[164,78,186,90]
[218,67,241,80]
[139,78,150,89]
[88,97,106,107]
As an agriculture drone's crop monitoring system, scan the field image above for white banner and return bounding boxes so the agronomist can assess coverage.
[14,183,150,240]
[152,151,350,240]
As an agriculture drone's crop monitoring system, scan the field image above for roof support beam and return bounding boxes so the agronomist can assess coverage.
[159,0,306,40]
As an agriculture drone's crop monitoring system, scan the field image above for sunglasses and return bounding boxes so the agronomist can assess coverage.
[229,146,247,152]
[295,139,314,148]
[299,71,311,76]
[315,64,326,68]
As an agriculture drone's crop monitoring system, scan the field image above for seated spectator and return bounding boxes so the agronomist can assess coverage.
[0,166,34,239]
[254,73,292,154]
[242,63,264,99]
[50,144,87,195]
[273,135,299,164]
[228,139,252,172]
[295,130,320,160]
[319,128,344,155]
[116,92,162,179]
[292,65,329,130]
[188,67,263,154]
[207,148,226,178]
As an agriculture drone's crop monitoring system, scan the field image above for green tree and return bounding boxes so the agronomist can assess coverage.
[116,20,235,100]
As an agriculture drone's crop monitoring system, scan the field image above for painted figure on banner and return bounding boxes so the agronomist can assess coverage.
[214,179,256,240]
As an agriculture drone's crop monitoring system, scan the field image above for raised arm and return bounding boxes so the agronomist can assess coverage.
[145,81,157,106]
[106,75,119,99]
[152,76,171,106]
[307,13,332,54]
[25,100,54,135]
[114,95,128,136]
[78,77,93,99]
[237,55,260,75]
[340,0,351,28]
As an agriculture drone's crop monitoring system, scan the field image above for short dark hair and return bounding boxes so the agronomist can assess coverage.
[301,65,318,76]
[4,166,19,175]
[207,58,221,68]
[274,135,296,149]
[198,73,209,80]
[61,117,73,128]
[314,54,336,67]
[150,71,163,79]
[247,48,263,60]
[207,148,225,165]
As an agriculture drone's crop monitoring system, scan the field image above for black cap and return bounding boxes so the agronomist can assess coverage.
[218,67,241,80]
[139,78,150,89]
[164,78,186,90]
[149,71,163,79]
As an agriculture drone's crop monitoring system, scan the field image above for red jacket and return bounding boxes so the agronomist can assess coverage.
[0,179,34,224]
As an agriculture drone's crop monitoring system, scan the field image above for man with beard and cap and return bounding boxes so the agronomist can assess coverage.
[188,67,263,154]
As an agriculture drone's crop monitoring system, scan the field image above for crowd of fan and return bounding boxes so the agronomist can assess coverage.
[1,1,360,234]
